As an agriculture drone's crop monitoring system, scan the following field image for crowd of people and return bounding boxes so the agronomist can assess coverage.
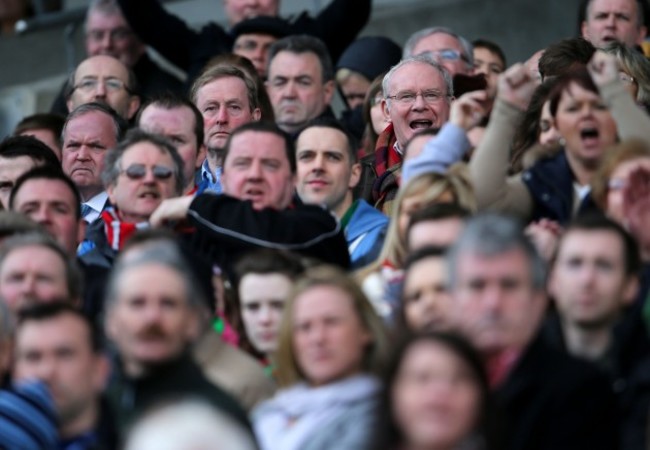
[1,0,650,449]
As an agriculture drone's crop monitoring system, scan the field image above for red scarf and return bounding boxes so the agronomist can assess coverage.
[101,208,150,251]
[373,123,400,178]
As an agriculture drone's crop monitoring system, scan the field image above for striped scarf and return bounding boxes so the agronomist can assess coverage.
[101,208,150,251]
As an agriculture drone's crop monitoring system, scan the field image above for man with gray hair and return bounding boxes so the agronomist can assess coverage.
[447,213,619,450]
[363,55,453,213]
[103,240,250,439]
[403,26,474,77]
[61,102,127,223]
[79,128,184,270]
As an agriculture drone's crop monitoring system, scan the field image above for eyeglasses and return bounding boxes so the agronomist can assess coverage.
[86,27,133,43]
[120,164,174,181]
[618,73,635,84]
[386,90,448,105]
[72,77,133,94]
[419,49,469,63]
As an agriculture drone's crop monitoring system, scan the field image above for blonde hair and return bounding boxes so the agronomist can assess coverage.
[274,265,389,388]
[367,164,476,275]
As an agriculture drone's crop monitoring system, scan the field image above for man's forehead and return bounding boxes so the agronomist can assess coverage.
[269,51,322,76]
[16,178,77,202]
[197,76,249,102]
[4,244,64,266]
[65,111,115,138]
[86,10,129,30]
[140,105,196,131]
[389,61,445,90]
[414,32,462,52]
[76,56,129,81]
[588,0,638,14]
[296,126,348,151]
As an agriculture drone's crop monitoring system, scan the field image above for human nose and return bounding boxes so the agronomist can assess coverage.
[215,105,229,123]
[411,92,428,109]
[247,159,264,179]
[76,145,92,161]
[282,81,297,98]
[31,206,52,224]
[258,304,273,323]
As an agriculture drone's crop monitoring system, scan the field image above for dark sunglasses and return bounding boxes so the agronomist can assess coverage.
[121,164,174,181]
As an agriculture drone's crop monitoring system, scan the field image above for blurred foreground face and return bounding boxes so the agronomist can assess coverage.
[0,245,69,313]
[391,340,481,449]
[13,313,107,434]
[105,263,199,375]
[402,256,451,332]
[451,249,542,355]
[239,272,291,355]
[292,284,370,386]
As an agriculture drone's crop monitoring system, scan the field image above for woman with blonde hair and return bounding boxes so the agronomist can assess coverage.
[358,165,476,321]
[252,265,389,450]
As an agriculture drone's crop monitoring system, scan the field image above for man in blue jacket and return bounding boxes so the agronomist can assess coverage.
[295,118,388,269]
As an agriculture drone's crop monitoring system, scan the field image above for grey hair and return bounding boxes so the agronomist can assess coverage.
[0,232,83,302]
[62,102,128,144]
[382,55,454,112]
[447,213,547,291]
[104,240,207,311]
[101,128,186,196]
[403,26,474,67]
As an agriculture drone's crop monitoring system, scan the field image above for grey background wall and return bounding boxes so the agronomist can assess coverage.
[0,0,581,88]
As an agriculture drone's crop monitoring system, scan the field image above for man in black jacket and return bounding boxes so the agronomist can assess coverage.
[151,121,350,271]
[447,213,620,450]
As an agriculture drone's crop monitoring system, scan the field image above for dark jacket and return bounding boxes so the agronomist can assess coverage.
[495,333,620,450]
[521,150,601,226]
[184,194,350,274]
[50,53,183,116]
[106,352,250,441]
[541,310,650,450]
[116,0,371,85]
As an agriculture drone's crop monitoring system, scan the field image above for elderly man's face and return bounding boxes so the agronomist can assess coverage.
[62,110,117,201]
[411,32,471,76]
[222,0,279,26]
[382,62,451,149]
[267,51,335,134]
[107,142,180,223]
[581,0,647,47]
[67,55,140,120]
[85,10,145,68]
[195,76,261,150]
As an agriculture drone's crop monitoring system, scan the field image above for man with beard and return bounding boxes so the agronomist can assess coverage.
[104,240,249,438]
[190,65,261,194]
[79,129,184,270]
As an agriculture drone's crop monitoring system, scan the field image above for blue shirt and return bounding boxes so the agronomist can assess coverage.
[198,159,222,194]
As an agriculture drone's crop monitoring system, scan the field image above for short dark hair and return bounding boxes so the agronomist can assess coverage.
[538,38,595,80]
[102,128,186,195]
[137,93,205,150]
[62,102,128,144]
[13,113,65,144]
[558,213,642,276]
[9,167,82,220]
[297,116,358,164]
[16,302,103,353]
[472,38,507,68]
[267,35,334,82]
[403,245,448,273]
[223,121,296,174]
[407,202,470,236]
[0,136,61,169]
[234,249,305,286]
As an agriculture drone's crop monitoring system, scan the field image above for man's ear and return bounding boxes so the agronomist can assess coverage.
[323,80,335,105]
[127,96,141,120]
[349,162,362,189]
[252,108,262,121]
[621,276,640,306]
[381,99,391,122]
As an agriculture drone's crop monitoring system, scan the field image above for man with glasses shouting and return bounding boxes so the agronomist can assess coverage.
[79,129,185,269]
[365,55,453,213]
